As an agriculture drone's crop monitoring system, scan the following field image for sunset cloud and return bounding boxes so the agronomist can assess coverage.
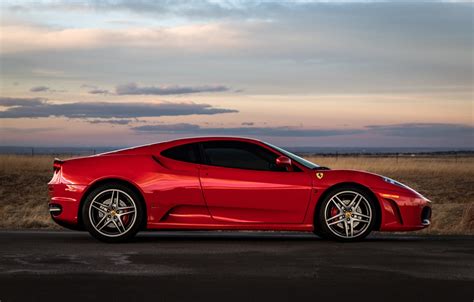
[367,123,474,138]
[0,97,46,107]
[0,1,471,148]
[87,119,135,125]
[131,122,474,140]
[29,86,51,92]
[131,123,363,137]
[0,24,245,54]
[115,83,229,95]
[0,99,238,119]
[88,89,111,95]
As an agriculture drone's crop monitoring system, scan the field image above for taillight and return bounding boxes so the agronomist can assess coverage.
[53,158,63,172]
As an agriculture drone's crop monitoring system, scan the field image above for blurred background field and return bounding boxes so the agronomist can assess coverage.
[0,154,473,234]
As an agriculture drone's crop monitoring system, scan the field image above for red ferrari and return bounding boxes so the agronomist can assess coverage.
[48,137,431,242]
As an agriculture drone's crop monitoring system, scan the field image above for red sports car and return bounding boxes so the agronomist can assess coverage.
[48,137,431,242]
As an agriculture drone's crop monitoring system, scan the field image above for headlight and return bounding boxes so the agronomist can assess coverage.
[382,176,430,201]
[383,177,406,188]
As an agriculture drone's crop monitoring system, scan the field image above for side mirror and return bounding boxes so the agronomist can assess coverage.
[276,156,292,171]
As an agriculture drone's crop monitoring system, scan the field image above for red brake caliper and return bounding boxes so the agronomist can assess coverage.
[121,214,130,226]
[330,206,338,219]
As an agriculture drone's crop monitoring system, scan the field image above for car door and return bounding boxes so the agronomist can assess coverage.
[198,140,312,224]
[151,142,210,222]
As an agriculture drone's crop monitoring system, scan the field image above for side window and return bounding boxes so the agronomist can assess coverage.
[161,143,200,163]
[202,141,284,171]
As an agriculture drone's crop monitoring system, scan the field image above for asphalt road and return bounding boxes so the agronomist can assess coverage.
[0,231,473,302]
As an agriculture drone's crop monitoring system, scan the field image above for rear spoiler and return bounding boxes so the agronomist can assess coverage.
[53,158,64,172]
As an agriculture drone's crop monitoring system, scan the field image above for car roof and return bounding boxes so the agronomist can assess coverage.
[161,136,262,145]
[151,136,266,151]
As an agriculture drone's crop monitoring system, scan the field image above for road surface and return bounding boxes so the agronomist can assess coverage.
[0,231,473,301]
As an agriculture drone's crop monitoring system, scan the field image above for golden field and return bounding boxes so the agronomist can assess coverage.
[0,154,473,234]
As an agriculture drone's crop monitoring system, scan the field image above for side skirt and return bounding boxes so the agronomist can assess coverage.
[146,222,314,232]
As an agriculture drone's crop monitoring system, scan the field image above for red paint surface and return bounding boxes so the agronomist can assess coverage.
[48,137,431,232]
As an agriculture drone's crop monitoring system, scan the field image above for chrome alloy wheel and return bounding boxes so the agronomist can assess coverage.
[88,189,137,238]
[323,190,372,239]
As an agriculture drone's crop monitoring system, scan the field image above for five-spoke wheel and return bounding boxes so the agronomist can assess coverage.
[82,183,143,242]
[316,186,376,241]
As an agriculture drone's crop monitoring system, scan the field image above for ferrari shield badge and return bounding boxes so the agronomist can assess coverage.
[316,172,324,179]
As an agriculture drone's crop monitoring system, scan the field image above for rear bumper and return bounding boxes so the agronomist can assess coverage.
[48,183,87,229]
[377,190,432,232]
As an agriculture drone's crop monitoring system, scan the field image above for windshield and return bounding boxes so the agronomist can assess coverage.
[264,142,320,169]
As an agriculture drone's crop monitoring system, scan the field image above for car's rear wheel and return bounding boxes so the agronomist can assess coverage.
[315,186,376,242]
[82,183,143,243]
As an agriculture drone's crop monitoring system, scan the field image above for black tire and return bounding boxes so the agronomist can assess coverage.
[312,225,327,239]
[314,185,376,242]
[82,183,144,243]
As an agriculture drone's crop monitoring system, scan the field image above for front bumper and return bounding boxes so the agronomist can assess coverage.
[376,190,432,232]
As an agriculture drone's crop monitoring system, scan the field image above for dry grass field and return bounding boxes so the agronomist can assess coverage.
[0,154,473,234]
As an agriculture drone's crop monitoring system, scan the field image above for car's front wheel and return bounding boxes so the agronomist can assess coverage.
[82,183,143,243]
[315,186,376,241]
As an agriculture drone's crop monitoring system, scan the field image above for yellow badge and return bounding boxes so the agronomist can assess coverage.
[316,172,324,179]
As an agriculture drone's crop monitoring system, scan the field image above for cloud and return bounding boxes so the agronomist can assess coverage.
[31,69,65,77]
[367,123,474,138]
[0,98,238,119]
[82,84,111,94]
[88,89,111,95]
[130,122,474,142]
[30,86,51,92]
[81,84,98,89]
[1,2,470,95]
[115,83,229,95]
[1,2,470,74]
[87,119,134,125]
[0,97,45,107]
[0,24,245,54]
[0,127,59,133]
[85,83,228,95]
[29,86,65,93]
[131,123,363,137]
[134,123,201,132]
[7,1,464,20]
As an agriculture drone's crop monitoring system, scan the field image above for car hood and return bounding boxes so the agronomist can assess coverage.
[312,168,425,199]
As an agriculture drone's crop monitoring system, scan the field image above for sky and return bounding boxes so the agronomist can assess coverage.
[0,0,473,148]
